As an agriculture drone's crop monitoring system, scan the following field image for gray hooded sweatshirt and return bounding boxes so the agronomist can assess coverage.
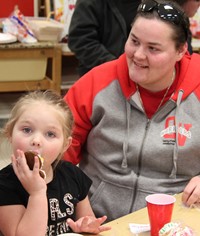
[64,53,200,222]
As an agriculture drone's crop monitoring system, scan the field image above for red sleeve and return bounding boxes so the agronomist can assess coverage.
[62,76,93,165]
[62,60,119,164]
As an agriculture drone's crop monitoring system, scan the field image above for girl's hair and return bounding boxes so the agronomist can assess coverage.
[133,0,190,49]
[2,90,74,165]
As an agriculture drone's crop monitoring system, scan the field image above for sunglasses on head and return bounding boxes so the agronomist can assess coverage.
[138,0,184,25]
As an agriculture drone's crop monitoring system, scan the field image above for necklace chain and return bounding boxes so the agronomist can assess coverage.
[136,70,176,114]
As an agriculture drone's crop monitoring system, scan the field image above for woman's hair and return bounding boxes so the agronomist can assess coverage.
[2,90,74,164]
[172,0,188,7]
[133,0,190,49]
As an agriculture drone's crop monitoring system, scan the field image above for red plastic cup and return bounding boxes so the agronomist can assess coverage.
[146,193,176,236]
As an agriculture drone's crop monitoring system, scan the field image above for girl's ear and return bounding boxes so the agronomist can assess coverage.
[63,136,72,152]
[8,136,12,143]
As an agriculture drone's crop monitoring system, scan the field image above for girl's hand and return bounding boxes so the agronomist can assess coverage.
[66,215,111,234]
[182,176,200,206]
[12,149,47,196]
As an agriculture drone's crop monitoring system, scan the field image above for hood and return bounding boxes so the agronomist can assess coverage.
[171,53,200,101]
[117,53,200,102]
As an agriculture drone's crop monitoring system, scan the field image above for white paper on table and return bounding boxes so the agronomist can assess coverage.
[129,223,150,234]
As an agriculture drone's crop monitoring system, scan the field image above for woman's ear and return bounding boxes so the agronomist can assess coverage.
[63,136,72,152]
[177,43,188,61]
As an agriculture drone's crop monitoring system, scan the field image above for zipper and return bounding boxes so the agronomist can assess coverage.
[137,118,150,176]
[130,118,151,211]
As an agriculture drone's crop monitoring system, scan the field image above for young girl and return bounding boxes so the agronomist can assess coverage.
[0,90,110,236]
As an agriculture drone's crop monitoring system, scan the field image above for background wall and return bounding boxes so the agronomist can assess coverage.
[0,0,35,17]
[190,8,200,38]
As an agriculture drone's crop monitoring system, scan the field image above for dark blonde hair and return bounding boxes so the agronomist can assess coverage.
[2,90,74,164]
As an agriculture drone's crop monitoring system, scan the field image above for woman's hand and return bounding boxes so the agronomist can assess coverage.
[66,215,111,234]
[182,176,200,206]
[12,149,47,196]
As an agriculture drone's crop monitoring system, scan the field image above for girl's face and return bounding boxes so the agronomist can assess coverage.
[10,102,67,171]
[125,17,187,91]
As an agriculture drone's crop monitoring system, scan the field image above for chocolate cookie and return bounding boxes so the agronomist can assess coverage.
[24,151,46,179]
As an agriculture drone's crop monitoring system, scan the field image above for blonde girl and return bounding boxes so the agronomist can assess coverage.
[0,90,110,236]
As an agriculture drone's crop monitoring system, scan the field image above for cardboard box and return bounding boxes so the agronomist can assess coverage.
[0,58,47,81]
[28,17,64,42]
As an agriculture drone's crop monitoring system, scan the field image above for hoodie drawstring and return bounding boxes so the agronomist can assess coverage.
[121,101,131,168]
[170,89,184,178]
[121,89,184,173]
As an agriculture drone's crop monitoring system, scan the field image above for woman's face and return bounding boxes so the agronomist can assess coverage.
[125,17,187,91]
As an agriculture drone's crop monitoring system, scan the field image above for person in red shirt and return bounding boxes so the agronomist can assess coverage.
[64,0,200,222]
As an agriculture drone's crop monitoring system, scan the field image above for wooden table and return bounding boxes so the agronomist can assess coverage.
[83,193,200,236]
[0,42,62,93]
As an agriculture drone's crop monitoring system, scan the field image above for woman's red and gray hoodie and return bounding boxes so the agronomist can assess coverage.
[64,52,200,222]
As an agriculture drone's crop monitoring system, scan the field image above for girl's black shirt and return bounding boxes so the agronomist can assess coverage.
[0,160,92,235]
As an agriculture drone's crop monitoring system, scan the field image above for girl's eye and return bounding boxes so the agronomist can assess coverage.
[47,131,56,138]
[22,127,32,134]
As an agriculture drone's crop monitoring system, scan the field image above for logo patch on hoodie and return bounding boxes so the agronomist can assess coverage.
[160,116,192,146]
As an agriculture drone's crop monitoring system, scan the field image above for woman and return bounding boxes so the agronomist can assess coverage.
[64,0,200,222]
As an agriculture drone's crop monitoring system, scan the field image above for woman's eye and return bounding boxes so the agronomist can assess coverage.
[22,127,32,134]
[47,131,56,138]
[132,39,139,45]
[149,46,159,52]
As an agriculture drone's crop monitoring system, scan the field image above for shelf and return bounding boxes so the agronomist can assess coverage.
[0,42,62,93]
